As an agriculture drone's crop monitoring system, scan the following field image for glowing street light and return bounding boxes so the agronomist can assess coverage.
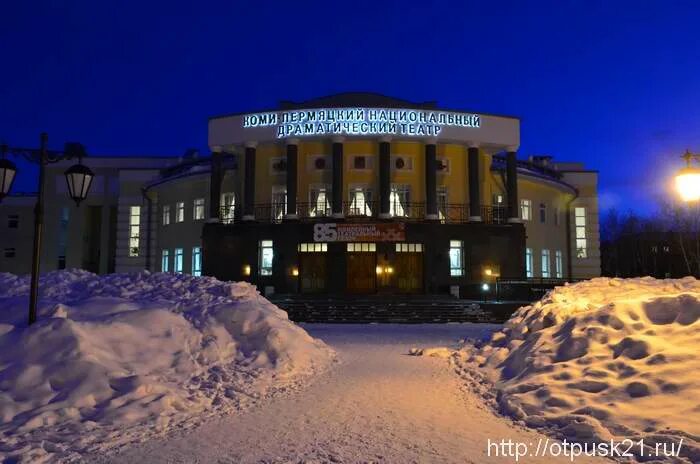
[675,150,700,202]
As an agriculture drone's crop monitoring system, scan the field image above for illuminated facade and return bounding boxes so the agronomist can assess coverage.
[0,94,600,298]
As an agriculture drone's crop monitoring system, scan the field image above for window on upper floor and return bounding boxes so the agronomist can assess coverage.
[539,203,547,224]
[162,205,171,225]
[389,184,410,218]
[193,198,205,221]
[271,186,287,221]
[176,201,185,223]
[348,187,372,216]
[309,186,331,217]
[221,192,235,224]
[520,199,532,221]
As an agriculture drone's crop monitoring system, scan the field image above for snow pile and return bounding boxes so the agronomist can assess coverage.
[0,270,334,463]
[456,277,700,463]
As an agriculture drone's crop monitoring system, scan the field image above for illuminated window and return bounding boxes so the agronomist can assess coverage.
[575,207,587,258]
[174,248,183,273]
[193,198,205,221]
[395,243,423,253]
[346,243,376,252]
[259,240,274,275]
[539,203,547,223]
[298,243,328,252]
[309,187,331,217]
[348,187,372,216]
[272,186,287,221]
[437,188,448,222]
[449,240,464,276]
[555,250,563,278]
[192,247,202,276]
[175,201,185,222]
[390,184,410,217]
[162,204,170,225]
[161,249,170,272]
[520,199,531,221]
[129,206,141,257]
[525,248,533,278]
[541,249,551,278]
[221,192,235,224]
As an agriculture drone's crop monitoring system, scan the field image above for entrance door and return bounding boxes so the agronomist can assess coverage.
[346,252,376,293]
[395,243,423,293]
[300,253,327,293]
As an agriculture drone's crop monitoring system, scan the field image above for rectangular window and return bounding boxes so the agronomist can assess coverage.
[449,240,464,276]
[129,206,141,257]
[437,188,448,222]
[309,187,331,217]
[272,186,287,222]
[346,243,376,252]
[174,248,183,273]
[520,199,532,221]
[7,215,18,228]
[193,198,205,221]
[4,248,16,258]
[396,243,423,253]
[299,243,328,252]
[348,187,372,216]
[161,249,170,272]
[553,207,560,226]
[259,240,274,275]
[389,184,410,217]
[541,249,551,278]
[176,201,185,222]
[525,248,533,278]
[221,192,235,224]
[539,203,547,223]
[575,207,588,258]
[162,205,171,225]
[555,250,563,278]
[192,247,202,276]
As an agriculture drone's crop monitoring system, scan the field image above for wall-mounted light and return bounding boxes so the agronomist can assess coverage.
[386,266,394,274]
[484,268,492,276]
[376,265,384,275]
[481,283,490,292]
[242,264,251,276]
[291,267,299,276]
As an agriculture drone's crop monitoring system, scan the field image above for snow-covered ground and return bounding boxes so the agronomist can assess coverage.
[94,324,604,464]
[0,270,334,463]
[455,277,700,463]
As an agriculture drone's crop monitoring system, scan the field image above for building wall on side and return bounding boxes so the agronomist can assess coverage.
[152,173,210,274]
[563,171,601,278]
[0,197,36,274]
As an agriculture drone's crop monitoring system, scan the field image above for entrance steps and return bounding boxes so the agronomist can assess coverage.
[268,294,526,323]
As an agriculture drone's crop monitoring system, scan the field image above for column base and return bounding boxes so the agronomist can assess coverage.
[424,213,439,220]
[468,216,482,222]
[507,217,523,223]
[332,212,345,219]
[378,213,392,219]
[284,214,299,220]
[242,215,255,221]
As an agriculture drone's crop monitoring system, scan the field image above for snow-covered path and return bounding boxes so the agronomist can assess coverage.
[98,324,604,464]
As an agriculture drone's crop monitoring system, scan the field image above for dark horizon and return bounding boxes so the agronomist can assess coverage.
[3,0,700,216]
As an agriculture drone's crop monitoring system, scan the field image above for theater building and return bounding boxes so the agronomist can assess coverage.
[0,94,600,300]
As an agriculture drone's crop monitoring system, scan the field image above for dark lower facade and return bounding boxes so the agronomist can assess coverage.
[203,220,526,299]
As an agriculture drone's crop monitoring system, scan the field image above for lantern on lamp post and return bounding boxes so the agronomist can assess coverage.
[0,134,93,325]
[675,150,700,202]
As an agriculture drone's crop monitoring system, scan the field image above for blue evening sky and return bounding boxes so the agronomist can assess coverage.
[2,1,700,215]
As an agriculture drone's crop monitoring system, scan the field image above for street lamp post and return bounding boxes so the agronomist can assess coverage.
[0,133,94,326]
[675,150,700,202]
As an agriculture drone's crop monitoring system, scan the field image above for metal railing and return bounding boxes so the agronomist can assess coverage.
[219,203,513,225]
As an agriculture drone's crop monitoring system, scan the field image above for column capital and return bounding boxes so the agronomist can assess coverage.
[285,138,300,146]
[378,136,392,143]
[468,142,480,149]
[424,137,438,146]
[331,136,345,144]
[244,141,258,149]
[505,145,519,153]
